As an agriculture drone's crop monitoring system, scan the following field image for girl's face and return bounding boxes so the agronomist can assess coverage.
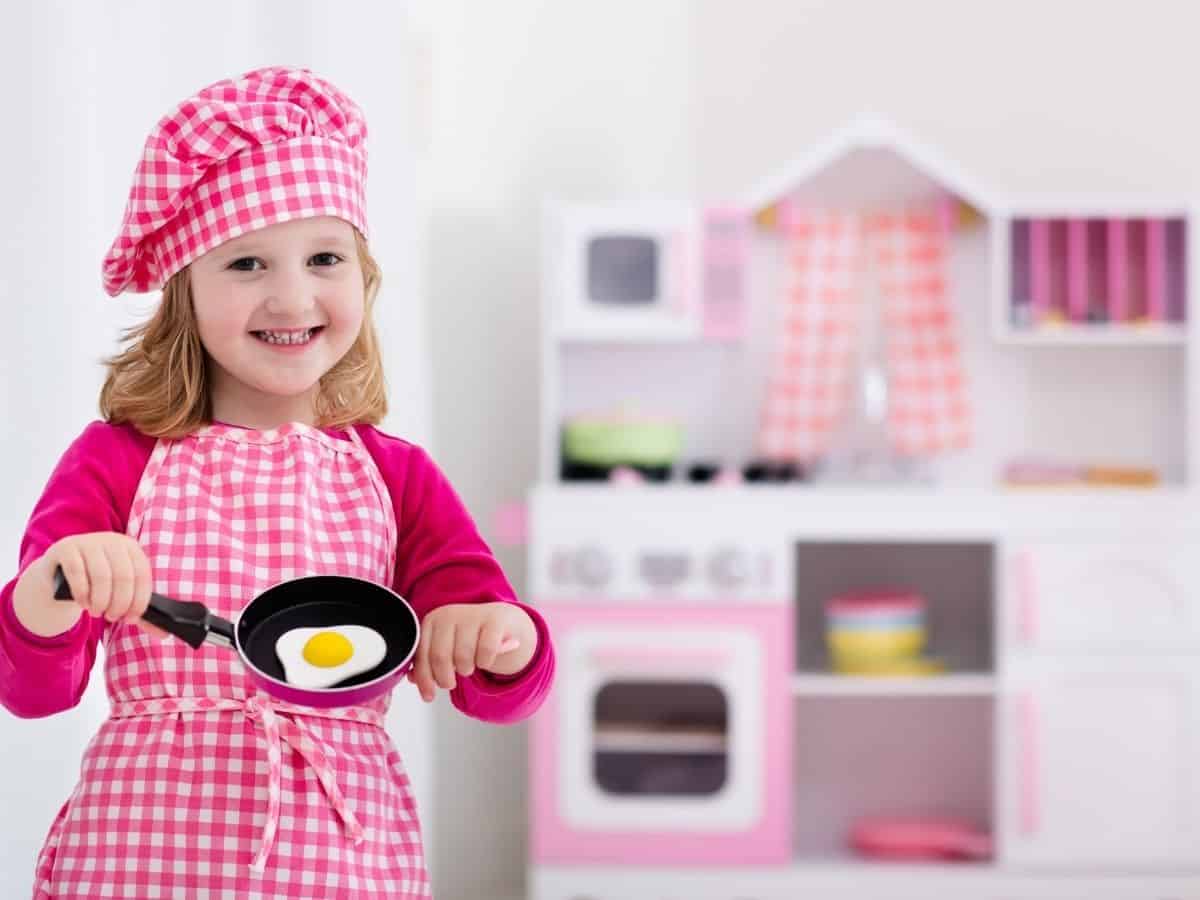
[189,216,365,427]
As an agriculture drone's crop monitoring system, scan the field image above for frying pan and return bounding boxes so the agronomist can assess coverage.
[52,566,420,708]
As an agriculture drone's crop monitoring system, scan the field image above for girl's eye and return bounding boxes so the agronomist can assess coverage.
[226,254,343,271]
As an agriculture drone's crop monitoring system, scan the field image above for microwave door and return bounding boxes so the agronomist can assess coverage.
[588,235,661,307]
[557,207,700,340]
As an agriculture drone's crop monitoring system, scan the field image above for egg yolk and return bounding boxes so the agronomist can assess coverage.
[302,631,354,668]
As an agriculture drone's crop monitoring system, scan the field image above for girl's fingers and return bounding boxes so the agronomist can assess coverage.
[84,546,114,619]
[56,546,91,614]
[410,609,521,698]
[125,545,153,624]
[474,619,508,672]
[411,625,437,702]
[103,543,135,623]
[429,620,458,691]
[119,544,165,639]
[453,621,481,677]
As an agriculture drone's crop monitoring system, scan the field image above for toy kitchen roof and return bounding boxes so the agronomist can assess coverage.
[738,113,998,227]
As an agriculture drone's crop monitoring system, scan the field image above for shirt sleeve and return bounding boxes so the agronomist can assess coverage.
[359,426,555,724]
[0,421,153,718]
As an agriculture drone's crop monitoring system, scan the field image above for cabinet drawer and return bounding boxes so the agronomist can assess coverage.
[1000,656,1200,868]
[1004,539,1200,651]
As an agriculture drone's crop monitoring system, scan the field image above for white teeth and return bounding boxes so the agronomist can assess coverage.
[255,328,316,345]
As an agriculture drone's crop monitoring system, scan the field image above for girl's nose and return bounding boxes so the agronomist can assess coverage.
[262,268,316,317]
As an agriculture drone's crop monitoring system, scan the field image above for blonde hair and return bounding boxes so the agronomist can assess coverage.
[99,228,386,438]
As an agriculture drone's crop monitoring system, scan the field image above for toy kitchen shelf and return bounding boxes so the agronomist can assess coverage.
[790,539,994,865]
[997,202,1189,345]
[791,672,995,696]
[530,115,1200,900]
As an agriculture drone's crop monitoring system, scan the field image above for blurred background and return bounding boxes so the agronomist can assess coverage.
[4,2,1200,899]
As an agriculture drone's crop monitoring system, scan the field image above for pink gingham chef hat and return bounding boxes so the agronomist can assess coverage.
[101,65,368,296]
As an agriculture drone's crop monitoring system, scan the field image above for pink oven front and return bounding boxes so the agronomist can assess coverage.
[531,600,792,865]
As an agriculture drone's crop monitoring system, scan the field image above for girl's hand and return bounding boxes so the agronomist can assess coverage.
[407,601,537,702]
[42,532,166,638]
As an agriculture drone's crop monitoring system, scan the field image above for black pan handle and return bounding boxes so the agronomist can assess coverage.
[52,565,235,651]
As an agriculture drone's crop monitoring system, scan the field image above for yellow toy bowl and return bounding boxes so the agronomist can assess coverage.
[827,625,925,666]
[832,655,947,676]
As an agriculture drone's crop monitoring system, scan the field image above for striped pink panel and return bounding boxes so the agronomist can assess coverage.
[1029,219,1051,322]
[1107,219,1128,322]
[1146,218,1167,322]
[1066,219,1087,323]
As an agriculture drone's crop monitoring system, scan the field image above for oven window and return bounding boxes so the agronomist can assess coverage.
[592,680,728,796]
[587,236,658,305]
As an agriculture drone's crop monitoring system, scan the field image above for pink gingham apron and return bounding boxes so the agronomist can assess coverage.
[33,422,432,899]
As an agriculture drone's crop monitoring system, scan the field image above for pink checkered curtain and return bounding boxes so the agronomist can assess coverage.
[757,209,863,462]
[866,208,971,454]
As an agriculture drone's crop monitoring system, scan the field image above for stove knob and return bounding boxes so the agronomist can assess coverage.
[708,547,750,589]
[574,545,614,588]
[639,552,691,589]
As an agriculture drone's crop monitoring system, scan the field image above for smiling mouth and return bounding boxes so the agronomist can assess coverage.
[251,327,325,346]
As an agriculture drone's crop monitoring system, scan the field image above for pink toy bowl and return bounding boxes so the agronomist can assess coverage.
[826,588,926,620]
[849,816,993,862]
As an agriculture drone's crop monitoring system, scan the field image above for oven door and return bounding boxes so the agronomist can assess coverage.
[568,625,757,829]
[554,207,699,341]
[531,603,792,865]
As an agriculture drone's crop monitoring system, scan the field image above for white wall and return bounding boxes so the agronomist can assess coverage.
[692,0,1200,199]
[0,0,432,893]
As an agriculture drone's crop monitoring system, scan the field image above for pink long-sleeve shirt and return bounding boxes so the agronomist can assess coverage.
[0,420,553,722]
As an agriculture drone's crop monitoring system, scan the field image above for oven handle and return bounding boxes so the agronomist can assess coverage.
[589,647,732,670]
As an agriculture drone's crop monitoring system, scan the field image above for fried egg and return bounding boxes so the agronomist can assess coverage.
[275,625,388,689]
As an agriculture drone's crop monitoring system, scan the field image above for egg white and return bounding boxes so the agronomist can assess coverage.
[274,624,388,690]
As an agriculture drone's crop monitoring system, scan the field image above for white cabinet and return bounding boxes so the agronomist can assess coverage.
[999,656,1200,868]
[1004,539,1200,652]
[1000,536,1200,871]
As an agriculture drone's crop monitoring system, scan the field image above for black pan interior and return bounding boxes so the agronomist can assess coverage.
[238,575,419,689]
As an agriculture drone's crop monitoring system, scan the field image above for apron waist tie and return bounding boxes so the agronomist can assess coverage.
[109,694,386,874]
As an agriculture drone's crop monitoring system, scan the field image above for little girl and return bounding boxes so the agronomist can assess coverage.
[0,66,554,899]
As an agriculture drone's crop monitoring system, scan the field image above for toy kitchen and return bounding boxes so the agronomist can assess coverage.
[525,115,1200,900]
